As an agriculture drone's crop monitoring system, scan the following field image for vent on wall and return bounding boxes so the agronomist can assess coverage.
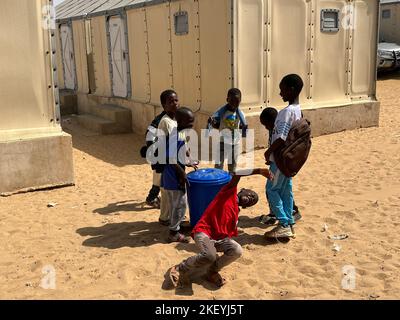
[174,11,189,35]
[321,9,340,32]
[382,9,391,19]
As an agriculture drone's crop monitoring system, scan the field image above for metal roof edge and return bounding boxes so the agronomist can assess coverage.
[124,0,170,11]
[381,0,400,5]
[86,0,180,19]
[87,7,125,18]
[57,0,184,21]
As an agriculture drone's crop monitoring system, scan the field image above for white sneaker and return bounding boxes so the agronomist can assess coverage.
[264,225,294,239]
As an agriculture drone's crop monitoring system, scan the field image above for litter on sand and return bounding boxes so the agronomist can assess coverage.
[328,234,349,240]
[332,244,341,252]
[47,202,58,208]
[321,224,328,232]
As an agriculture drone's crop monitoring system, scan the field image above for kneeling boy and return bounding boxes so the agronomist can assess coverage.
[168,168,273,288]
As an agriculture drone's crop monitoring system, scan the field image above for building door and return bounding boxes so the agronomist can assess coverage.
[60,24,76,90]
[108,15,130,98]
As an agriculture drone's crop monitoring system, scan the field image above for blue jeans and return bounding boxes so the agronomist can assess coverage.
[266,162,294,227]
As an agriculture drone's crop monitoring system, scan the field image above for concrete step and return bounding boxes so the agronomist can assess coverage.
[77,114,130,135]
[89,104,131,124]
[76,104,132,135]
[76,114,114,134]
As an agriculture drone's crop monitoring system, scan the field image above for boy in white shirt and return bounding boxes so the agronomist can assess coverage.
[264,74,303,239]
[258,107,302,226]
[157,90,179,226]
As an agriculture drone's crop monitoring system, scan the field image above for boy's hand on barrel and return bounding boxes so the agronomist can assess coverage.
[187,160,199,171]
[192,164,199,171]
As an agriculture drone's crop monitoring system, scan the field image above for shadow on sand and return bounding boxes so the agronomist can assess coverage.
[93,200,153,215]
[62,117,147,167]
[77,220,194,250]
[77,212,289,295]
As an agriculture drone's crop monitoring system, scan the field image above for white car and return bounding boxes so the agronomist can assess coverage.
[378,42,400,71]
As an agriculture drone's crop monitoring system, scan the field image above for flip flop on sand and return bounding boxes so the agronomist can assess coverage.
[207,271,226,287]
[169,265,181,288]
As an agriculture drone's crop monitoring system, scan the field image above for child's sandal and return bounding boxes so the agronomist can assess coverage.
[168,232,191,243]
[168,266,180,288]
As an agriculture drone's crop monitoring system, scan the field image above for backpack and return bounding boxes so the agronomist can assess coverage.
[273,118,312,178]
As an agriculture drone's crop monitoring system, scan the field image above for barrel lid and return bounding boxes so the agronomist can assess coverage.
[187,168,232,184]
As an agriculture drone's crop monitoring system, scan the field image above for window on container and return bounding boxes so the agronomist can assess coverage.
[382,9,391,19]
[174,11,189,35]
[321,9,340,32]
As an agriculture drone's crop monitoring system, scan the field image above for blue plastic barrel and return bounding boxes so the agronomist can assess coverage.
[187,168,232,227]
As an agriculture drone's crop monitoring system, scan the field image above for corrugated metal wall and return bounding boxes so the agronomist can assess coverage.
[56,0,233,112]
[170,0,201,110]
[72,20,89,93]
[351,0,378,97]
[126,8,151,103]
[145,3,174,105]
[90,16,112,96]
[56,0,378,114]
[235,0,378,110]
[0,0,58,132]
[380,3,400,44]
[235,0,265,109]
[313,0,348,105]
[198,0,232,113]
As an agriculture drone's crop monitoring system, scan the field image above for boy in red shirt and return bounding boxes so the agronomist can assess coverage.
[168,168,273,288]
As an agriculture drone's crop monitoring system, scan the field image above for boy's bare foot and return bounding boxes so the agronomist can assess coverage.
[168,266,190,288]
[207,271,226,287]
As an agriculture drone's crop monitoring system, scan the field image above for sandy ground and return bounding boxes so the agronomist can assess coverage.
[0,74,399,300]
